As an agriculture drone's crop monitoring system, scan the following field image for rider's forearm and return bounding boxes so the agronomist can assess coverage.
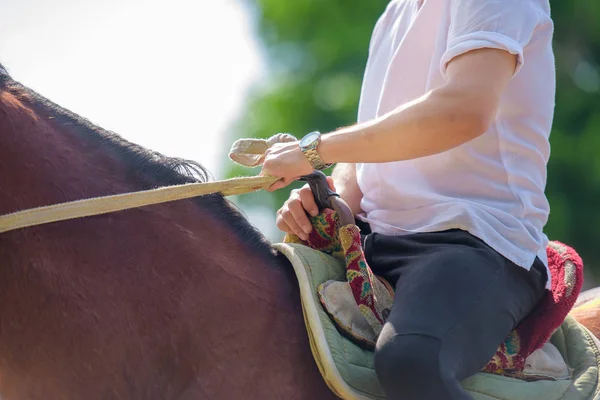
[318,85,490,164]
[331,163,363,215]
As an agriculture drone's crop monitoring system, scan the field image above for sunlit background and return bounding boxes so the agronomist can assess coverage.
[0,0,261,175]
[0,0,280,239]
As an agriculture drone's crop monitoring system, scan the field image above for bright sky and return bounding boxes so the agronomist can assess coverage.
[0,0,282,239]
[0,0,264,179]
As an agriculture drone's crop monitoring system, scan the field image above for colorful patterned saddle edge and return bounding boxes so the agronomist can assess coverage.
[273,241,600,400]
[283,209,585,378]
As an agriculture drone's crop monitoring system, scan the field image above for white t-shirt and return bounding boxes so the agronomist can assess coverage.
[356,0,555,289]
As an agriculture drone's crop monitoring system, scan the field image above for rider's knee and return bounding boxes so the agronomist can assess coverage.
[374,332,446,398]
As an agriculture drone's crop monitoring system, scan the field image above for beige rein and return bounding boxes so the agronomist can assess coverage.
[0,135,296,234]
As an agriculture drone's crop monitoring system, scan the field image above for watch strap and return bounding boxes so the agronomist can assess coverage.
[303,148,331,170]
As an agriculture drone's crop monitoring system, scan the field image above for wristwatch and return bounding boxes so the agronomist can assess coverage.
[299,131,332,170]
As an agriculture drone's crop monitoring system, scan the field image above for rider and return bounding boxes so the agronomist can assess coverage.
[260,0,554,399]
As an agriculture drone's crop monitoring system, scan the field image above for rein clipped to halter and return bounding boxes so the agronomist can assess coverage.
[0,135,354,234]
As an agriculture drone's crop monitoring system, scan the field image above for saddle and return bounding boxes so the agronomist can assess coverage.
[273,210,600,400]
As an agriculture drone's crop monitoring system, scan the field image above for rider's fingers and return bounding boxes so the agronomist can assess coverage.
[298,186,319,217]
[267,177,295,192]
[278,207,308,240]
[326,176,336,191]
[275,212,291,234]
[288,199,313,235]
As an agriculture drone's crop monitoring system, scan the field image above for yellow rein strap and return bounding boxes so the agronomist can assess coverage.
[0,175,279,234]
[0,134,296,234]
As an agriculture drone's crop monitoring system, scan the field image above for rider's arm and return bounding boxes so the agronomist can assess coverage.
[262,47,519,185]
[318,47,517,165]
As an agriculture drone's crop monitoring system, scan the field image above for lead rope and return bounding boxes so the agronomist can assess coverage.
[0,134,296,234]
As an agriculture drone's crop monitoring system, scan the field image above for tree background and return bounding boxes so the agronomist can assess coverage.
[226,1,600,288]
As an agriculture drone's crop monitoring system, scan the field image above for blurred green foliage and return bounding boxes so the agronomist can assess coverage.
[227,0,600,284]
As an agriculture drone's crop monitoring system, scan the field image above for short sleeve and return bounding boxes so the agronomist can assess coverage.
[440,0,543,79]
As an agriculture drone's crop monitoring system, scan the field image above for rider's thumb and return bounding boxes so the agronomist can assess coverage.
[326,176,336,191]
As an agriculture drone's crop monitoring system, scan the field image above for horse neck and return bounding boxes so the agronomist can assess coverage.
[0,78,335,399]
[0,75,287,285]
[0,86,153,214]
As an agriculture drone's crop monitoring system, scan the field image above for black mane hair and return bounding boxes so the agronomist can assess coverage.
[0,62,275,255]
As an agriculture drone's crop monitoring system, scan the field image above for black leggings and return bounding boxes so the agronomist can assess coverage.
[360,226,547,400]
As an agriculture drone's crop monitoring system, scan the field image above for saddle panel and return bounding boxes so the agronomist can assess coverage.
[274,242,600,400]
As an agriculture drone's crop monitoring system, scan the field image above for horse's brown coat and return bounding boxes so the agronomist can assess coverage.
[571,287,600,339]
[571,305,600,339]
[0,73,335,399]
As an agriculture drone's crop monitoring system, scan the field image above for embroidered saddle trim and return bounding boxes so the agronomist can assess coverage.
[274,242,600,400]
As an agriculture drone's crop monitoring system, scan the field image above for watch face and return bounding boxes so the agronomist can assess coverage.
[300,131,321,147]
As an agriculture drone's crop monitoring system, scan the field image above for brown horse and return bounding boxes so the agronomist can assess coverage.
[0,65,335,399]
[0,64,598,399]
[571,286,600,340]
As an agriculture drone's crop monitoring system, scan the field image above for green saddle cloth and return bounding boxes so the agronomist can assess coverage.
[273,242,600,400]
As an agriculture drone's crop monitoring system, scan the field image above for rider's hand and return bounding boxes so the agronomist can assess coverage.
[261,141,314,192]
[276,176,336,240]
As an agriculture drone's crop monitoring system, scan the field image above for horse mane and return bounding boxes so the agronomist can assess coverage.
[0,63,274,255]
